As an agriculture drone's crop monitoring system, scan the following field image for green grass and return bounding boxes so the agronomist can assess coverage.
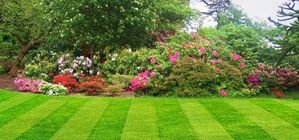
[1,90,299,140]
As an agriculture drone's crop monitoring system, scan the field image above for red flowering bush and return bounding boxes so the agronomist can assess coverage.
[53,73,78,93]
[79,75,107,96]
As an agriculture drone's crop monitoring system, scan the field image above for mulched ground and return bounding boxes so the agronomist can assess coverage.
[0,73,18,91]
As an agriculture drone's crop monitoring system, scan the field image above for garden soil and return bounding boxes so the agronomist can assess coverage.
[0,73,18,91]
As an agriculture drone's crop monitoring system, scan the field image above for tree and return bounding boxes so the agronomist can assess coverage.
[268,0,299,66]
[218,3,253,28]
[43,0,197,58]
[200,0,231,28]
[0,0,51,75]
[156,0,198,31]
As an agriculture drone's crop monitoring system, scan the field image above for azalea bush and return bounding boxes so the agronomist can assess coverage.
[14,74,42,93]
[78,75,107,96]
[39,81,68,96]
[53,73,78,93]
[57,53,95,77]
[248,63,299,96]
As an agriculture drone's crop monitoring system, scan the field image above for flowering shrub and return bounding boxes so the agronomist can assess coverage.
[57,53,94,77]
[98,48,161,76]
[79,75,107,96]
[53,73,78,92]
[39,81,68,96]
[24,50,60,82]
[249,63,299,95]
[14,74,42,93]
[127,30,248,97]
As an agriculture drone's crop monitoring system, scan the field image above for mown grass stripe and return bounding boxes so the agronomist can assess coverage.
[0,91,18,103]
[178,99,233,140]
[121,99,159,140]
[0,95,50,128]
[88,98,132,140]
[199,99,274,140]
[271,99,299,112]
[0,93,37,113]
[16,98,89,140]
[0,97,70,140]
[50,98,111,140]
[155,99,197,140]
[228,99,299,140]
[250,98,299,128]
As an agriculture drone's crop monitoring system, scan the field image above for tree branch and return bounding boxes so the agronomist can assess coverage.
[0,25,25,45]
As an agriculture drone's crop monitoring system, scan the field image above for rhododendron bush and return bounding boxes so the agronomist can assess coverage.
[125,30,250,96]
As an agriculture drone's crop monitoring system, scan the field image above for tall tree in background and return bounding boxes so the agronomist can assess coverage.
[217,3,252,28]
[0,0,51,75]
[200,0,231,28]
[268,0,299,66]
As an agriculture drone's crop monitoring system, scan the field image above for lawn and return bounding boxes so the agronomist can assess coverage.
[1,90,299,140]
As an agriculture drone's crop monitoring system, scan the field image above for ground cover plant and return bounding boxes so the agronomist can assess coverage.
[1,90,299,139]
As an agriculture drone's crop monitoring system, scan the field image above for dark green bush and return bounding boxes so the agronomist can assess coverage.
[164,56,218,97]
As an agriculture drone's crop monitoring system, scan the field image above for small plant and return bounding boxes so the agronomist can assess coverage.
[39,81,68,96]
[14,74,42,93]
[53,73,78,92]
[79,75,107,96]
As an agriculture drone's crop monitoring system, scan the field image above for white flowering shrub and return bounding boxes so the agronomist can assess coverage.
[57,53,93,76]
[39,81,68,96]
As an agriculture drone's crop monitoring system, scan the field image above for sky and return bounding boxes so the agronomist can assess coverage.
[189,0,292,27]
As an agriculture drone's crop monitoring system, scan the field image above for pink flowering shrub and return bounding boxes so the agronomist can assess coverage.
[14,74,42,93]
[126,30,249,96]
[249,63,299,96]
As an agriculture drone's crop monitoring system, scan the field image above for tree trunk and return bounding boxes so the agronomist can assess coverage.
[9,44,34,76]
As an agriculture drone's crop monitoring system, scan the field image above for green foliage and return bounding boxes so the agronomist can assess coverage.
[268,1,299,66]
[24,50,60,82]
[155,0,197,31]
[104,85,124,96]
[42,0,158,52]
[107,73,134,89]
[0,31,20,69]
[217,61,246,91]
[164,56,218,96]
[98,48,161,76]
[39,81,68,96]
[218,24,266,66]
[218,3,253,28]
